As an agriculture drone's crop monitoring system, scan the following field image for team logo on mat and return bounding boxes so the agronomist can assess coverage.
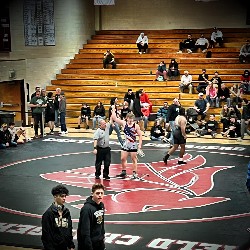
[41,153,234,215]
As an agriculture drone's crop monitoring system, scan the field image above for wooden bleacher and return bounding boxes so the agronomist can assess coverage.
[46,28,250,132]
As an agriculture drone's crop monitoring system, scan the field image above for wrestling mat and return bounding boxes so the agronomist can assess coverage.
[0,136,249,249]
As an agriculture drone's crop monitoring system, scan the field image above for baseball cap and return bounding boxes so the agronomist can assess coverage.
[1,123,7,127]
[198,92,204,96]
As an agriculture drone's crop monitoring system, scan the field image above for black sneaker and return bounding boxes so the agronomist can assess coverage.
[103,175,110,180]
[116,172,127,178]
[178,161,187,165]
[75,125,80,129]
[95,176,100,179]
[163,154,169,164]
[86,125,89,129]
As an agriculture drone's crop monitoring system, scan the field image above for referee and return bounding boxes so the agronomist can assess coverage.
[93,119,111,180]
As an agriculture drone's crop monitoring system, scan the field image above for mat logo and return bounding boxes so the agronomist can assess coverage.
[41,153,234,215]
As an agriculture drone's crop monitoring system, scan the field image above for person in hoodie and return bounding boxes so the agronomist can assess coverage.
[77,183,106,250]
[59,91,68,135]
[41,185,75,250]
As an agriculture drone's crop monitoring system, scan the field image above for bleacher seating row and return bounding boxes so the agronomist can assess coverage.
[46,28,250,132]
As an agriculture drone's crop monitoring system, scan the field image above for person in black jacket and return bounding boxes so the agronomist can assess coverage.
[124,88,135,110]
[54,88,61,127]
[195,114,218,138]
[238,98,250,141]
[75,103,91,129]
[77,183,106,250]
[196,69,209,94]
[41,185,75,250]
[167,58,179,79]
[177,34,195,54]
[92,101,106,130]
[150,119,165,141]
[154,61,167,81]
[165,98,180,146]
[133,90,144,129]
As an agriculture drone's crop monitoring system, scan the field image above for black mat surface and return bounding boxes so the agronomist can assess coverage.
[0,136,250,249]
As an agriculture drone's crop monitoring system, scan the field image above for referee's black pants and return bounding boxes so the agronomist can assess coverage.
[95,146,111,178]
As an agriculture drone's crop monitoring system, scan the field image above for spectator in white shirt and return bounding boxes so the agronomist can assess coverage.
[210,27,223,48]
[195,34,209,53]
[136,33,148,54]
[179,70,193,94]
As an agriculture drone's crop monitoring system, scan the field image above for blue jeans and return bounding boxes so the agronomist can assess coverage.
[169,121,176,145]
[109,122,123,145]
[60,112,67,132]
[143,116,148,130]
[150,136,162,141]
[55,109,60,125]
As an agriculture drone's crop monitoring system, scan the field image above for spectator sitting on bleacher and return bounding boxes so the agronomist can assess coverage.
[230,83,243,108]
[179,70,193,94]
[155,61,167,81]
[194,34,209,53]
[238,98,250,141]
[120,101,131,120]
[136,32,148,54]
[194,92,210,120]
[228,105,242,121]
[124,88,135,110]
[0,123,17,149]
[157,102,169,128]
[197,69,209,94]
[195,114,218,138]
[150,119,165,141]
[167,59,179,79]
[210,27,223,48]
[221,115,241,139]
[239,40,250,63]
[103,50,116,69]
[217,83,231,108]
[210,71,222,91]
[75,103,91,129]
[177,34,195,54]
[205,81,218,108]
[220,104,231,132]
[139,88,153,113]
[92,101,106,130]
[240,70,250,94]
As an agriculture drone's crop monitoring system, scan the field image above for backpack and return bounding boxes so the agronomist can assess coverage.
[47,100,55,113]
[157,75,164,81]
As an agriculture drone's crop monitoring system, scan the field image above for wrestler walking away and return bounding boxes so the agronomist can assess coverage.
[163,107,187,165]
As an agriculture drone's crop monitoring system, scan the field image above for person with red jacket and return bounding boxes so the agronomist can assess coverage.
[139,88,152,113]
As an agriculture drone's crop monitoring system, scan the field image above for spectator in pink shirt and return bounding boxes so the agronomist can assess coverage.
[205,81,218,107]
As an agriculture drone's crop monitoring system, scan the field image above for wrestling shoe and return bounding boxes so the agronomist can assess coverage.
[116,172,127,178]
[163,154,169,164]
[178,161,187,164]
